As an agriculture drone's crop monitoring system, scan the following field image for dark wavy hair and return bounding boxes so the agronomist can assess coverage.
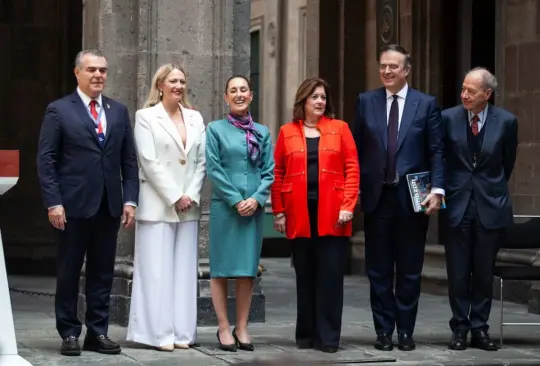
[292,77,335,121]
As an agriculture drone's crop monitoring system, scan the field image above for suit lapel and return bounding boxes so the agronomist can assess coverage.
[180,104,195,155]
[373,88,388,150]
[396,89,419,152]
[156,103,186,153]
[102,96,113,148]
[70,92,101,145]
[478,105,498,165]
[456,107,473,168]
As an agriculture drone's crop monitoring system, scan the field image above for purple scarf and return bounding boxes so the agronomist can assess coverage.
[227,112,262,164]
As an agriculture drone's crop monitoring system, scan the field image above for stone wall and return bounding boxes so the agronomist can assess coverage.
[496,0,540,215]
[251,0,307,138]
[79,0,251,326]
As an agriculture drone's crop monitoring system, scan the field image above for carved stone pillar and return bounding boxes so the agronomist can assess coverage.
[78,0,262,327]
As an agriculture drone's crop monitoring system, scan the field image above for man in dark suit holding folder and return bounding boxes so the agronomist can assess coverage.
[353,44,445,351]
[442,67,517,351]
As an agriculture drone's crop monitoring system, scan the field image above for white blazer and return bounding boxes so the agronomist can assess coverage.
[134,102,206,222]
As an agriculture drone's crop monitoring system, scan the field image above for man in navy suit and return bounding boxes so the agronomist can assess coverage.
[442,67,517,351]
[37,49,139,356]
[353,44,444,351]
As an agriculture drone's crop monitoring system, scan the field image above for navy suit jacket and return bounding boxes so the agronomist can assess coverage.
[442,105,517,229]
[37,90,139,219]
[353,86,445,214]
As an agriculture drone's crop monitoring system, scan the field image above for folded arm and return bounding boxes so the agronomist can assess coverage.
[121,106,139,206]
[427,98,445,196]
[340,123,360,213]
[37,106,63,209]
[270,128,286,215]
[185,118,207,204]
[503,116,518,182]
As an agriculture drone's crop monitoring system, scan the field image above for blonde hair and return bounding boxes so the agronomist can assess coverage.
[143,63,192,109]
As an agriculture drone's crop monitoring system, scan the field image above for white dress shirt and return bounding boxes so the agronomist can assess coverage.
[468,104,488,132]
[384,83,444,196]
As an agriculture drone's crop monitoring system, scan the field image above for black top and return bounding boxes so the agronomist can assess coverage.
[306,136,320,200]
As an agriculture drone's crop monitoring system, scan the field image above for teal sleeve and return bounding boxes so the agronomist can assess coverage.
[251,127,275,206]
[205,124,244,207]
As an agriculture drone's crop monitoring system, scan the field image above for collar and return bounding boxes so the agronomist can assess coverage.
[467,103,489,123]
[156,101,190,120]
[385,83,408,100]
[77,87,103,107]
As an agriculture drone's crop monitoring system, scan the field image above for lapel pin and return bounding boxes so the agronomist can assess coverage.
[107,104,110,109]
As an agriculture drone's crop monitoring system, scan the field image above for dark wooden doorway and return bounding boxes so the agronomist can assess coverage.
[0,0,82,274]
[439,0,496,110]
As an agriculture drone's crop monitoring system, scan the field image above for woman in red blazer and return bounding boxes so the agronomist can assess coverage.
[271,78,360,353]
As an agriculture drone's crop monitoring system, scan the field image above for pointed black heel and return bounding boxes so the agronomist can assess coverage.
[233,327,254,351]
[216,330,237,352]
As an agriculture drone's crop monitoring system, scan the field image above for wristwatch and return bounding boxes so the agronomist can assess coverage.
[274,213,285,220]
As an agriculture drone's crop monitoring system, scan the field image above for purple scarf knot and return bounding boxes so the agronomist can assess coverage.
[227,112,262,164]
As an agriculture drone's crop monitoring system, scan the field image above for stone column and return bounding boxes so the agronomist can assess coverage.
[78,0,263,327]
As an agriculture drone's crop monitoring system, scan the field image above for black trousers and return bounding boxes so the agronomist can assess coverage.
[291,199,348,348]
[445,195,503,333]
[55,192,120,338]
[364,185,429,335]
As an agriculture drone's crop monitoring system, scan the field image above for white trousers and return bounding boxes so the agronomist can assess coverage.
[127,220,199,347]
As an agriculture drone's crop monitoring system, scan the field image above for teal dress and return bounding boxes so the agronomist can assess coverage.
[205,119,275,277]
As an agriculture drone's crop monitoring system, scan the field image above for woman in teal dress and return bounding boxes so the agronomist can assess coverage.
[205,75,275,352]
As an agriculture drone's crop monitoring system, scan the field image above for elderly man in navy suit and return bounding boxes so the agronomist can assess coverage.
[442,67,517,351]
[353,44,444,351]
[37,49,139,356]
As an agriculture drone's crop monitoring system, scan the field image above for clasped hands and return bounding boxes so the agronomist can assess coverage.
[236,198,259,217]
[175,195,194,213]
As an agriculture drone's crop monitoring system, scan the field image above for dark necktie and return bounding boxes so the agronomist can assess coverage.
[471,114,479,136]
[385,95,399,184]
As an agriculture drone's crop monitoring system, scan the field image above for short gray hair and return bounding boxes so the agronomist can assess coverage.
[467,67,498,92]
[74,49,106,69]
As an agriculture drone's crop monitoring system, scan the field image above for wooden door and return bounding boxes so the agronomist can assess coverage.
[0,0,82,274]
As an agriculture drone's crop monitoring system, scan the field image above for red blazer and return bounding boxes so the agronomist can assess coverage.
[271,117,360,238]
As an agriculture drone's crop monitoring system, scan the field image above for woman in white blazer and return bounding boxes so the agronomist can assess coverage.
[127,64,206,351]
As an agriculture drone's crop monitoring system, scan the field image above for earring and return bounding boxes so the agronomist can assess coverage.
[159,90,163,98]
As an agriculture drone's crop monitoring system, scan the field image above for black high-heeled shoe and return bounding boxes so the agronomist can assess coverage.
[216,330,237,352]
[233,327,254,351]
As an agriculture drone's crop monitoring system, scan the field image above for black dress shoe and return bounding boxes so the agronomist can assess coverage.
[397,333,415,351]
[82,334,121,355]
[216,330,237,352]
[60,336,81,356]
[374,333,393,351]
[233,327,254,351]
[317,345,338,353]
[449,330,467,350]
[471,330,498,351]
[296,340,313,349]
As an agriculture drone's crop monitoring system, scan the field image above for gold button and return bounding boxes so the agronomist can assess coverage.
[179,159,186,165]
